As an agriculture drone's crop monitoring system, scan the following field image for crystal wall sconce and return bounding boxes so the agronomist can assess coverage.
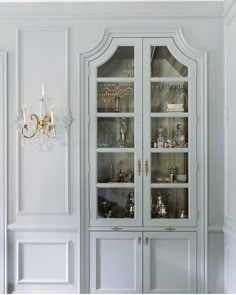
[16,83,73,151]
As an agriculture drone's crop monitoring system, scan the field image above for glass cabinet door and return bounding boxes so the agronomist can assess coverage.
[89,39,143,226]
[89,37,198,227]
[143,38,197,226]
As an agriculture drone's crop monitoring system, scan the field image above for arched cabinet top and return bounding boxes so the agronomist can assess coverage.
[80,27,206,68]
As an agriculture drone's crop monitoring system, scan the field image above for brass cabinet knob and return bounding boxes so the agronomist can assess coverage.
[164,227,176,232]
[112,227,122,231]
[145,160,149,176]
[138,160,141,176]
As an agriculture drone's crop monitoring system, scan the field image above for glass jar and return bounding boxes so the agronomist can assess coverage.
[157,128,164,148]
[174,124,185,147]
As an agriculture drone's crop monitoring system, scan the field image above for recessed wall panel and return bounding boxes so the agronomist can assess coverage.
[17,28,69,216]
[9,232,78,293]
[18,241,69,283]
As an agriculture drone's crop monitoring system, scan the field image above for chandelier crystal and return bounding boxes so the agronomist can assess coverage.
[16,83,73,151]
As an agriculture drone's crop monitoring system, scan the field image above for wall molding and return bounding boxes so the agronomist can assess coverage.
[16,27,71,216]
[8,224,79,232]
[0,3,224,19]
[11,292,76,294]
[16,240,70,285]
[224,1,236,232]
[225,244,236,293]
[0,51,7,294]
[224,3,236,293]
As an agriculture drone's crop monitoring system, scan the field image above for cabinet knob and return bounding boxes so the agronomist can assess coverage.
[138,160,141,176]
[145,160,149,176]
[112,227,122,231]
[164,227,176,232]
[145,237,149,245]
[138,237,142,244]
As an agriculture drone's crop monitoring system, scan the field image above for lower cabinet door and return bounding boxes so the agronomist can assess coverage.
[143,232,197,294]
[90,231,142,293]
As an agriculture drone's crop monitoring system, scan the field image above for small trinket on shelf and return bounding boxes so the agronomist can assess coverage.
[164,132,172,148]
[114,96,120,112]
[168,166,176,183]
[102,201,110,218]
[118,118,128,147]
[110,163,114,180]
[152,192,168,218]
[179,210,186,218]
[159,204,167,217]
[175,124,186,147]
[119,169,125,182]
[157,128,165,148]
[166,85,185,112]
[106,210,112,218]
[126,192,135,218]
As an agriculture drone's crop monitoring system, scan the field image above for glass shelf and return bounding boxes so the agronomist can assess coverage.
[97,113,134,118]
[151,46,188,78]
[151,183,189,188]
[97,188,135,219]
[151,188,188,219]
[151,82,188,113]
[96,148,135,153]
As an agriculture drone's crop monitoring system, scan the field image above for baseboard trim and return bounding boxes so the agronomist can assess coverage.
[8,224,79,232]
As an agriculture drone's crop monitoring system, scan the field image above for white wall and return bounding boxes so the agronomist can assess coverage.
[224,0,236,293]
[0,2,224,293]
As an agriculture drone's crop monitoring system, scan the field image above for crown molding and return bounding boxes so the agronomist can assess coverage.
[0,2,224,19]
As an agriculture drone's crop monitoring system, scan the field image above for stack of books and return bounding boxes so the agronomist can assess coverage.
[167,103,184,112]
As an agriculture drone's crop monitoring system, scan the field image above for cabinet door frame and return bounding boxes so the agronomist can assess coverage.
[90,231,142,293]
[89,38,143,227]
[143,231,197,294]
[142,37,197,227]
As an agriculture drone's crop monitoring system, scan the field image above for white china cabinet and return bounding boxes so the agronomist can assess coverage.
[81,28,207,294]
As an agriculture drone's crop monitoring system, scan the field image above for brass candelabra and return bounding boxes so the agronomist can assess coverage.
[16,83,73,151]
[98,82,133,112]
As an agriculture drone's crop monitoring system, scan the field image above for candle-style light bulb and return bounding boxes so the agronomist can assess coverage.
[41,82,45,97]
[39,83,45,120]
[50,105,54,125]
[22,105,27,125]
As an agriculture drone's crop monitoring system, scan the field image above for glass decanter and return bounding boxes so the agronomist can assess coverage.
[174,124,185,147]
[157,128,165,148]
